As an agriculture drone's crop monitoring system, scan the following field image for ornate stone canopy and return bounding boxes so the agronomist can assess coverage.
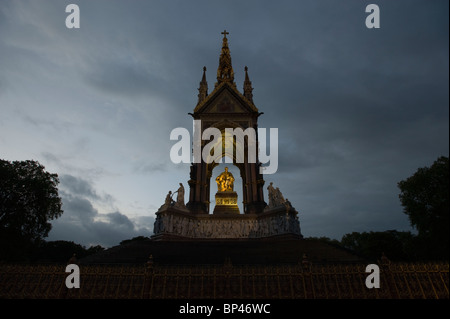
[152,31,301,240]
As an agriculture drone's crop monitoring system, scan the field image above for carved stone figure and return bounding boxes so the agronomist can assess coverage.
[174,183,186,208]
[158,191,174,211]
[267,183,287,208]
[267,182,276,207]
[284,198,292,209]
[274,187,285,206]
[165,191,173,206]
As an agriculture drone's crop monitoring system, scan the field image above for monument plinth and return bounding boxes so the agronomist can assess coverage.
[213,191,240,214]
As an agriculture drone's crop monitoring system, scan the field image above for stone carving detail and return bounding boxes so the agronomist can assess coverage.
[154,179,301,239]
[215,198,238,205]
[153,211,301,239]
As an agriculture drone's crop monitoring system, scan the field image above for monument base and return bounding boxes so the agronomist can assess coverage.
[80,237,365,265]
[152,205,302,239]
[213,191,240,215]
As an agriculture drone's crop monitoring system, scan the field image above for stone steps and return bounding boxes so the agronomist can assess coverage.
[79,238,365,265]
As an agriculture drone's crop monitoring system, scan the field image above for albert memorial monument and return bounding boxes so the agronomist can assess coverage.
[152,31,302,240]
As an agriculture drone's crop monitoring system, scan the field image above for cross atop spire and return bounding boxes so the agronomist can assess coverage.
[216,30,235,87]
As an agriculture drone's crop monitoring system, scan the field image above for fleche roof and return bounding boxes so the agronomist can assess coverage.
[193,31,259,114]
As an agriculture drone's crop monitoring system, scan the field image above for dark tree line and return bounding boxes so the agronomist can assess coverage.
[339,230,416,262]
[397,156,449,260]
[31,240,105,263]
[322,156,449,262]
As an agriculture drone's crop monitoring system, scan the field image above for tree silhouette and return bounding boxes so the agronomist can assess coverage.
[0,159,63,261]
[398,156,449,260]
[340,230,416,261]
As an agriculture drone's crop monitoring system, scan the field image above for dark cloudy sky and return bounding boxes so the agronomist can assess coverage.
[1,0,448,248]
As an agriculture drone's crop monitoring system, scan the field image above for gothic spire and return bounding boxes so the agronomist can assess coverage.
[216,30,235,87]
[243,66,253,103]
[197,66,208,104]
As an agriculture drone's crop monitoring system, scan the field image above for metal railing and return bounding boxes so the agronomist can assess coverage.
[0,262,448,299]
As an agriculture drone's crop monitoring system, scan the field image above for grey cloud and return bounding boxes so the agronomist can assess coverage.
[59,192,97,223]
[49,174,153,247]
[134,215,156,232]
[84,59,169,98]
[106,212,135,231]
[60,174,100,201]
[132,161,169,174]
[132,160,190,175]
[41,153,107,182]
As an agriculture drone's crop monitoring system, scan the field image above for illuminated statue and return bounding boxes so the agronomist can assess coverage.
[215,167,235,192]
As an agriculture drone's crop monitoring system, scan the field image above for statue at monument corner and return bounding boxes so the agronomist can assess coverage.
[165,191,173,205]
[275,187,285,203]
[174,183,186,209]
[158,190,174,211]
[158,184,188,212]
[267,182,287,208]
[215,167,235,192]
